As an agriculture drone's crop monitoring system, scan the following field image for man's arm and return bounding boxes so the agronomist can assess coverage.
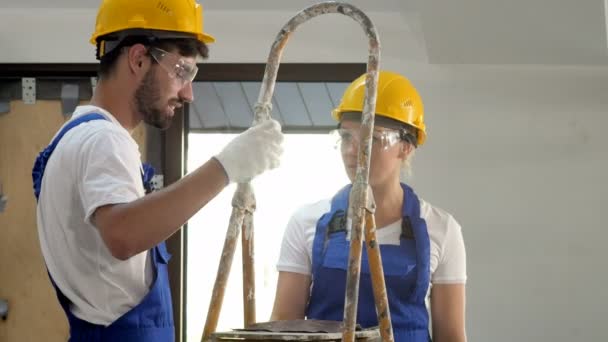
[93,157,226,260]
[93,119,283,260]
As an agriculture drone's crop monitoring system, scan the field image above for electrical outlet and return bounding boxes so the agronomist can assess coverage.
[0,299,8,320]
[0,195,6,213]
[0,182,6,213]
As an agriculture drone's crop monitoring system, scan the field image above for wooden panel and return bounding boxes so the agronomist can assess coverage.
[0,100,70,342]
[0,100,145,341]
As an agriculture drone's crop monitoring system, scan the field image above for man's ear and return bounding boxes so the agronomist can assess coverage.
[126,44,148,74]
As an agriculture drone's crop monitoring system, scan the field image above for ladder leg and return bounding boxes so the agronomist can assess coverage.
[342,207,365,342]
[242,211,256,327]
[364,211,394,342]
[201,208,246,342]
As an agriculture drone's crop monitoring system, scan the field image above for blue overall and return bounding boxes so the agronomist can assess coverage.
[32,113,174,342]
[306,184,432,341]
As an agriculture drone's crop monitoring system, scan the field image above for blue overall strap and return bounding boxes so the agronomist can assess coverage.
[401,183,432,302]
[310,184,351,276]
[32,113,108,200]
[141,163,156,194]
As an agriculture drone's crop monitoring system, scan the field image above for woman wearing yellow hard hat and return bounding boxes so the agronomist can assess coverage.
[33,1,284,341]
[272,70,467,341]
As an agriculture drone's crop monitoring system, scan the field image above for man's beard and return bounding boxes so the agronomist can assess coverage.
[134,69,173,130]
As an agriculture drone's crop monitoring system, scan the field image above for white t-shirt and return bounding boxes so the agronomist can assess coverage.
[36,105,153,326]
[277,196,467,292]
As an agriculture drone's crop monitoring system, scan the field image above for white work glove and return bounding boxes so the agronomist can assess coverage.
[214,119,284,183]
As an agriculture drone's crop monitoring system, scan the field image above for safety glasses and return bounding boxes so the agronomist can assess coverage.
[148,47,198,85]
[330,128,402,151]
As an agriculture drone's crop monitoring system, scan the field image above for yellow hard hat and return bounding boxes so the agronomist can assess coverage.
[90,0,215,47]
[332,70,426,146]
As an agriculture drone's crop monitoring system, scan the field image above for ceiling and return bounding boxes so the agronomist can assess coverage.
[1,0,606,65]
[190,81,348,131]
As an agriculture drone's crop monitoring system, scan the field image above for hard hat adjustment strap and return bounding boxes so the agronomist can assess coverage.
[96,29,198,60]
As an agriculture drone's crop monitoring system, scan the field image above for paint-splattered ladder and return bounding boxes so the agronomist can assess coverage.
[203,2,390,341]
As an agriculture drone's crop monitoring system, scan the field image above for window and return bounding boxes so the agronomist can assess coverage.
[185,132,349,341]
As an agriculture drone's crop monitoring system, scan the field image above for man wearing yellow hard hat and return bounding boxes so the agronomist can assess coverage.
[32,1,283,341]
[271,71,467,341]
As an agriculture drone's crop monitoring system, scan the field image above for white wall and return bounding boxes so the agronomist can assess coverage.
[410,67,608,341]
[0,8,426,66]
[2,7,607,342]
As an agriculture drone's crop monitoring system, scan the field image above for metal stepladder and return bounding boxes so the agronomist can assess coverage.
[202,2,394,341]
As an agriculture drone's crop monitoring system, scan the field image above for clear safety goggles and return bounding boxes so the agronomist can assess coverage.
[330,128,403,151]
[148,47,198,85]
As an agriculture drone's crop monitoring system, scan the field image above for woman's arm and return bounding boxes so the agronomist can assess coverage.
[430,283,467,342]
[270,271,311,321]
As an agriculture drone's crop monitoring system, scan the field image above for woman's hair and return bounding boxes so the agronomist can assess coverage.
[400,144,415,181]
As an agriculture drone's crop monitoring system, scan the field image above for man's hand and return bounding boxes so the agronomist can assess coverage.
[215,119,284,183]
